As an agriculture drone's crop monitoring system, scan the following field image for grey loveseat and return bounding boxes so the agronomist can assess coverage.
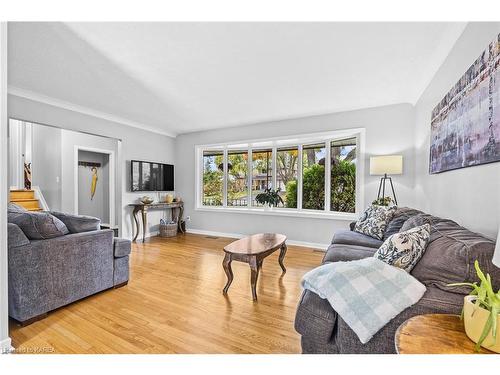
[8,205,131,325]
[294,207,500,354]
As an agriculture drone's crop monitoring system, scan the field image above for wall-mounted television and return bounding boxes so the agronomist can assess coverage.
[131,160,174,192]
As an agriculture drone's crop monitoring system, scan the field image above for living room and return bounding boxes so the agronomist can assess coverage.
[1,1,500,373]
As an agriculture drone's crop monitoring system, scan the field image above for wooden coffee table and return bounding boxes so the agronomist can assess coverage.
[222,233,287,301]
[395,314,495,354]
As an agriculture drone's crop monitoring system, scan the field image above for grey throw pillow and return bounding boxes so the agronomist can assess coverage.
[51,211,101,233]
[354,205,397,240]
[374,223,431,272]
[8,211,69,240]
[383,207,423,240]
[400,213,433,232]
[8,202,27,213]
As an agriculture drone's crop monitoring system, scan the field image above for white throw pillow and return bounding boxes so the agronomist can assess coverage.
[354,205,397,240]
[374,223,431,272]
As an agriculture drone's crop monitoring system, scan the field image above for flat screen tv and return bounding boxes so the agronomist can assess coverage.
[131,160,174,192]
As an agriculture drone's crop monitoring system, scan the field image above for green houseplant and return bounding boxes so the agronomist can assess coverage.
[255,188,284,208]
[448,260,500,352]
[372,197,394,206]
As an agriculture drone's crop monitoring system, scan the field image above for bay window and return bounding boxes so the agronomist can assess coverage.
[197,129,363,218]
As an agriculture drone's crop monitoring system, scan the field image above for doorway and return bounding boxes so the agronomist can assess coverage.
[74,146,115,227]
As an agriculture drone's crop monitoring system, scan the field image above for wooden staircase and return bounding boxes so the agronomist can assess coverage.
[10,190,43,211]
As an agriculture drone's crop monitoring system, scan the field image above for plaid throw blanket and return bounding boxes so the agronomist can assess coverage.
[301,257,426,344]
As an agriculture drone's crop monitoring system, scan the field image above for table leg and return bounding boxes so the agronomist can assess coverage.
[249,256,260,301]
[222,253,233,294]
[132,208,140,242]
[141,209,147,242]
[178,205,185,234]
[278,243,287,274]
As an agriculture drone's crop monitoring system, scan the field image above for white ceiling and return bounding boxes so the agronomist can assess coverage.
[8,22,466,137]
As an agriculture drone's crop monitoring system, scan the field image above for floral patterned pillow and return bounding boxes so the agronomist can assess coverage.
[373,223,431,272]
[354,205,397,240]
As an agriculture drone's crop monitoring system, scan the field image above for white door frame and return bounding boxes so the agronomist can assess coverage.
[74,145,116,227]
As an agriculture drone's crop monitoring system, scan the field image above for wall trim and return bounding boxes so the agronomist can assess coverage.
[186,228,328,251]
[8,86,177,138]
[0,337,12,354]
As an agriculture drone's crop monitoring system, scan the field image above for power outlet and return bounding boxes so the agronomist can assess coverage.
[185,216,191,221]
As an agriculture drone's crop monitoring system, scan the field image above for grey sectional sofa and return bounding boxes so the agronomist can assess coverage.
[8,205,131,325]
[294,207,500,354]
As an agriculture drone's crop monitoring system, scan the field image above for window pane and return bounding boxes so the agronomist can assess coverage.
[202,150,223,206]
[331,138,357,213]
[302,143,326,210]
[227,150,249,207]
[276,147,298,208]
[251,149,273,206]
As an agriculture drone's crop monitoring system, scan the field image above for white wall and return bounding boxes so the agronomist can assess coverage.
[32,124,62,211]
[8,94,176,240]
[414,22,500,239]
[176,104,415,247]
[0,22,12,353]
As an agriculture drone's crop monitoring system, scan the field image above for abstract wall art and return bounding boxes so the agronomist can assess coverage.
[430,32,500,174]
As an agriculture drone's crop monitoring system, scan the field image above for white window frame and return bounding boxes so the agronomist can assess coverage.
[195,128,365,220]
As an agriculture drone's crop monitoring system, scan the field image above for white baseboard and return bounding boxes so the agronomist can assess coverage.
[0,337,12,354]
[186,228,328,251]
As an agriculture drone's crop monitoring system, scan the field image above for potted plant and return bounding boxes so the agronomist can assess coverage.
[372,197,394,206]
[448,260,500,353]
[255,188,284,210]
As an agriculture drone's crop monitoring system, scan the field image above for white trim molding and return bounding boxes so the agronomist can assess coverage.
[186,228,328,251]
[8,86,177,138]
[0,22,12,355]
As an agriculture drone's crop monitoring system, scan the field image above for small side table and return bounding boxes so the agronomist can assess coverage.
[395,314,494,354]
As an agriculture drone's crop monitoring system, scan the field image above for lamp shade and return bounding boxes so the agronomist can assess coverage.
[370,155,403,175]
[494,225,500,268]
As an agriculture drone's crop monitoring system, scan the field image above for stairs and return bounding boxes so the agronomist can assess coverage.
[10,190,43,211]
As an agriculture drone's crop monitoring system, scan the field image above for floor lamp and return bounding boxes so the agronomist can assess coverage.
[370,155,403,205]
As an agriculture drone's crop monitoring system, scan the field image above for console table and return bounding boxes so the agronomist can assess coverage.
[129,202,184,242]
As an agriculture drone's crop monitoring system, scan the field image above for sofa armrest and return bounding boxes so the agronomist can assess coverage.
[113,237,131,258]
[294,290,338,344]
[349,222,356,231]
[8,222,30,248]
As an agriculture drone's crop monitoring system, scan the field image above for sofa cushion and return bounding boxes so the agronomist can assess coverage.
[8,211,69,240]
[400,213,434,232]
[7,223,30,247]
[374,224,431,272]
[50,211,101,233]
[383,207,423,239]
[113,237,131,258]
[411,217,500,294]
[354,205,396,240]
[8,202,27,213]
[323,243,377,263]
[332,230,383,248]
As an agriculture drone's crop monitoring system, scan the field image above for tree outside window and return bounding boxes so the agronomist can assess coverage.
[331,138,356,213]
[251,149,273,206]
[276,147,298,208]
[301,143,326,210]
[202,150,223,206]
[227,150,248,207]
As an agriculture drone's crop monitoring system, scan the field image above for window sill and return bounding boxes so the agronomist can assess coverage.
[194,206,357,221]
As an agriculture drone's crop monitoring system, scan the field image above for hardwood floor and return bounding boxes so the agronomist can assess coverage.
[9,233,324,353]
